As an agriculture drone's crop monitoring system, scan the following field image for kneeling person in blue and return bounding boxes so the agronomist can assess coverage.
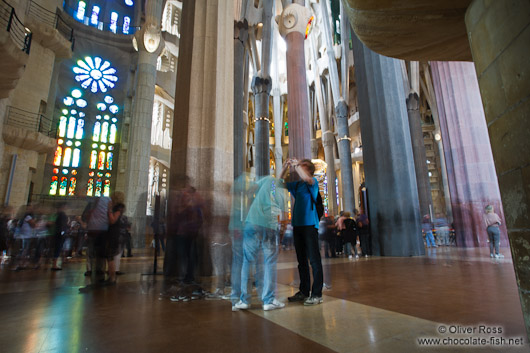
[283,159,324,306]
[234,174,288,311]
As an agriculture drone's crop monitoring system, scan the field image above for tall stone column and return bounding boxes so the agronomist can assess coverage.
[124,0,164,247]
[234,21,248,179]
[279,2,312,160]
[406,92,433,218]
[465,0,530,338]
[430,61,507,248]
[252,76,272,176]
[165,0,233,275]
[351,34,424,257]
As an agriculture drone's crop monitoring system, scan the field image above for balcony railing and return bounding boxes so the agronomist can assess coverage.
[26,0,74,50]
[4,106,56,137]
[0,0,32,54]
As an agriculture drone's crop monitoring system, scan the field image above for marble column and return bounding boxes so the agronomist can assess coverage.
[279,2,312,160]
[234,21,248,179]
[406,92,433,218]
[465,0,530,338]
[165,0,233,276]
[430,61,507,248]
[352,34,424,257]
[124,0,164,247]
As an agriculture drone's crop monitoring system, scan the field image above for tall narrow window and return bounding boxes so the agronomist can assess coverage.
[58,116,67,137]
[59,177,68,196]
[67,117,76,139]
[53,146,63,166]
[90,6,100,25]
[76,119,84,139]
[87,178,94,196]
[103,180,110,196]
[98,151,105,170]
[106,152,113,170]
[95,178,102,196]
[109,124,117,143]
[93,121,101,142]
[72,149,81,167]
[68,178,77,195]
[49,176,58,195]
[110,12,118,33]
[90,150,97,169]
[63,148,72,167]
[123,16,131,34]
[101,122,109,143]
[77,1,86,21]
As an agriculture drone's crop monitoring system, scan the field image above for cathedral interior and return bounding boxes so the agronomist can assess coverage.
[0,0,529,352]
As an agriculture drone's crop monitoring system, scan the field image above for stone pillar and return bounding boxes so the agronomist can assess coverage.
[234,21,248,179]
[279,2,312,160]
[406,92,433,218]
[252,76,272,176]
[465,0,530,338]
[124,0,164,247]
[430,61,507,248]
[351,34,424,257]
[166,0,233,275]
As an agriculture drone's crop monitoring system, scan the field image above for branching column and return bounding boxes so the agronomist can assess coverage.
[234,21,248,179]
[252,76,272,177]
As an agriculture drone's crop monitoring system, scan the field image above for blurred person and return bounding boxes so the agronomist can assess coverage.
[234,174,287,311]
[105,192,126,283]
[322,215,336,258]
[151,216,164,257]
[282,223,294,250]
[83,195,111,277]
[422,214,436,248]
[484,205,503,258]
[284,159,324,306]
[13,205,37,270]
[51,203,68,270]
[342,212,359,260]
[355,209,371,257]
[114,213,131,275]
[434,214,450,246]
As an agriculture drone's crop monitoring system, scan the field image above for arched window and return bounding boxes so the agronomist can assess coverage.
[59,177,68,196]
[93,121,101,142]
[63,148,72,167]
[50,176,58,195]
[68,178,77,196]
[72,148,81,168]
[53,146,62,166]
[58,116,67,137]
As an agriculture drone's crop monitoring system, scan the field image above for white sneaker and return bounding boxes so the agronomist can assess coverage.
[355,255,359,259]
[234,300,250,310]
[263,299,285,311]
[348,255,353,260]
[490,253,494,258]
[495,254,504,259]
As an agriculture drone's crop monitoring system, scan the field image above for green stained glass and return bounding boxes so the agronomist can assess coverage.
[93,122,101,142]
[49,176,58,195]
[109,124,117,144]
[58,116,67,137]
[59,177,67,196]
[95,178,102,197]
[87,178,94,196]
[76,119,84,139]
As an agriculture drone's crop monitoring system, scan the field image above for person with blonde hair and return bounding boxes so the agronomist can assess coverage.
[484,205,503,258]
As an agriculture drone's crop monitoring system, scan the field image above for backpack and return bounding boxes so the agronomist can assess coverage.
[305,184,324,220]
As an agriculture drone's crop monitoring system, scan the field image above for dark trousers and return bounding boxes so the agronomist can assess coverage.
[177,235,197,283]
[359,232,372,256]
[293,226,323,297]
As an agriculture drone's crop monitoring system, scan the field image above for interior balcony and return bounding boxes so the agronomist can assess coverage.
[2,106,56,153]
[24,0,75,58]
[0,0,32,99]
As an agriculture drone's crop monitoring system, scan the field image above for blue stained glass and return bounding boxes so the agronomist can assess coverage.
[109,105,119,114]
[64,97,74,106]
[90,6,100,25]
[104,96,114,104]
[76,99,87,108]
[77,1,86,20]
[110,12,118,33]
[123,16,131,34]
[125,0,134,6]
[74,57,117,93]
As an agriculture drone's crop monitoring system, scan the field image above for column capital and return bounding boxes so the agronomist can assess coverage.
[335,99,349,119]
[134,25,165,56]
[276,3,313,38]
[234,20,249,44]
[251,75,272,95]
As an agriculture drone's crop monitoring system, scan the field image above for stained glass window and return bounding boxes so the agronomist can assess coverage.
[123,16,131,34]
[87,178,94,196]
[104,96,113,104]
[90,150,97,169]
[72,148,81,167]
[49,176,58,195]
[125,0,134,6]
[59,177,67,196]
[109,124,117,143]
[58,116,67,137]
[109,105,119,114]
[53,146,62,166]
[67,117,76,138]
[72,89,82,98]
[93,122,101,142]
[68,178,77,195]
[74,57,118,94]
[98,151,105,170]
[76,119,84,139]
[76,99,87,108]
[101,122,109,143]
[103,180,110,196]
[90,6,100,25]
[95,178,102,197]
[63,148,72,167]
[110,12,118,33]
[64,97,74,106]
[76,1,86,20]
[106,152,113,170]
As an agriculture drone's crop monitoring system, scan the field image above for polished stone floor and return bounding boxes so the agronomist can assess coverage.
[0,246,528,353]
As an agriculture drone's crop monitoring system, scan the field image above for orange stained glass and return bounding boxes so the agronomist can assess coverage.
[93,122,101,142]
[106,152,113,170]
[63,148,72,167]
[98,151,105,170]
[101,122,109,143]
[95,178,102,197]
[59,177,67,196]
[58,116,67,137]
[87,178,94,196]
[49,176,58,195]
[53,146,62,166]
[68,178,76,195]
[103,179,110,196]
[90,150,97,169]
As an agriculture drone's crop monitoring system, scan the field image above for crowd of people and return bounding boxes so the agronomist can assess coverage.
[0,195,133,278]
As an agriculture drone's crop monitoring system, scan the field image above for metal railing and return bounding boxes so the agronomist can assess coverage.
[0,0,32,54]
[4,106,56,137]
[26,0,74,50]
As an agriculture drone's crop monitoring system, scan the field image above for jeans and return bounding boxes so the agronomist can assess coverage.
[240,223,278,305]
[230,230,243,305]
[344,241,357,256]
[211,241,230,290]
[425,231,436,247]
[293,226,323,298]
[437,227,450,245]
[487,226,500,255]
